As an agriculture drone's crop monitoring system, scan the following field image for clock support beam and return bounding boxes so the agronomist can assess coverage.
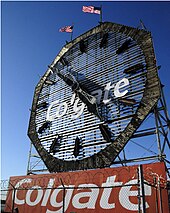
[26,142,48,175]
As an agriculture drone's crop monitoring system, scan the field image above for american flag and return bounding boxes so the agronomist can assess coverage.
[59,25,73,33]
[82,6,101,15]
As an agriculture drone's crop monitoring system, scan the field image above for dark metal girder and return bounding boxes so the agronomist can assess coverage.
[112,155,166,165]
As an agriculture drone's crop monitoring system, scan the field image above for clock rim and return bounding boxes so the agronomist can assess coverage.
[28,22,161,172]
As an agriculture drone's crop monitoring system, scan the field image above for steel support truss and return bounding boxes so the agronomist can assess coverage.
[112,83,170,177]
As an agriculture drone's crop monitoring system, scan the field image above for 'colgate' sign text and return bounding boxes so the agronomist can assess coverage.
[5,162,169,213]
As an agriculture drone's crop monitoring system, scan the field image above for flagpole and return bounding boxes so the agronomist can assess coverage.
[71,30,73,41]
[71,24,74,41]
[100,5,103,23]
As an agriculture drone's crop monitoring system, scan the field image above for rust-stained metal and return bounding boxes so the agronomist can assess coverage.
[28,22,161,172]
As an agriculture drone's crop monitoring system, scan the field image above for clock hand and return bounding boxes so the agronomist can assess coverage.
[48,66,102,120]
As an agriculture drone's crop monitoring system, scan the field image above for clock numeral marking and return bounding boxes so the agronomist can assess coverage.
[116,39,131,54]
[38,121,51,134]
[73,136,82,157]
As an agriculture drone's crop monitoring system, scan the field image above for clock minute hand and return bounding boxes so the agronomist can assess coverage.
[48,66,102,120]
[76,86,100,118]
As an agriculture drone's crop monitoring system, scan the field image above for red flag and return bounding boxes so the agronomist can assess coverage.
[59,25,73,33]
[82,6,101,14]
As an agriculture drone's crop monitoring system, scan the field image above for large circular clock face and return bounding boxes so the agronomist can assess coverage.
[28,22,160,172]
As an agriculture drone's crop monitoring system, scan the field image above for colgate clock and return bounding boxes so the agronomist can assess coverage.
[28,22,160,172]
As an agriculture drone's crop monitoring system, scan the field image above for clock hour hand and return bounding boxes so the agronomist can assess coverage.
[48,66,102,120]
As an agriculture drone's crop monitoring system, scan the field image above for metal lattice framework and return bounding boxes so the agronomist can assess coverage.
[28,22,161,172]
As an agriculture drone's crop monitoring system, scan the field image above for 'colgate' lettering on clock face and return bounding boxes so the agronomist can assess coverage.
[46,77,129,121]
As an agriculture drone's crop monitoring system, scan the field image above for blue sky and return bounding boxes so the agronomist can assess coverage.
[1,1,170,180]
